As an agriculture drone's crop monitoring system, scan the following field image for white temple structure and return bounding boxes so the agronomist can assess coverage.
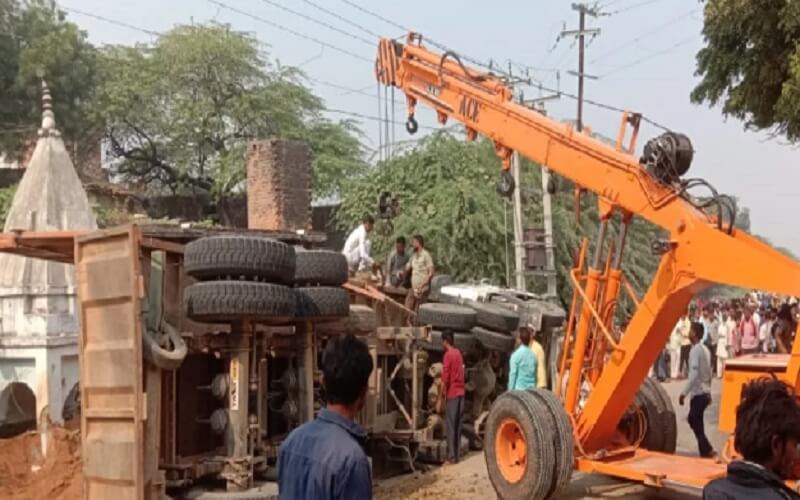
[0,81,97,428]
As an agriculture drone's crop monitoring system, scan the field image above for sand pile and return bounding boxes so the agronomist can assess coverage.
[0,427,81,500]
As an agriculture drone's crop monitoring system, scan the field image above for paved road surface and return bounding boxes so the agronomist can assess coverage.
[374,378,726,499]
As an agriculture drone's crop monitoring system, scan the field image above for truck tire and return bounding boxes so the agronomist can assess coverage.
[184,235,294,283]
[315,305,376,335]
[417,303,476,331]
[184,281,295,324]
[472,326,515,353]
[528,389,574,497]
[471,302,520,332]
[642,377,677,453]
[295,286,350,320]
[423,330,477,355]
[294,250,348,286]
[486,391,555,500]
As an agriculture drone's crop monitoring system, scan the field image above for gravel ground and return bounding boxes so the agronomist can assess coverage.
[375,378,727,500]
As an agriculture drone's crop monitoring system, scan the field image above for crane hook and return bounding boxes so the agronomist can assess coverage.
[495,170,515,198]
[406,115,419,135]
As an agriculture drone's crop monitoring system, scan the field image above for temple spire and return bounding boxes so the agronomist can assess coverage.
[39,80,57,135]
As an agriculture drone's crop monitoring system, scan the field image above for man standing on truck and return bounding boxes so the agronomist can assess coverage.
[404,234,434,315]
[385,236,410,287]
[278,335,374,500]
[441,330,465,465]
[703,378,800,499]
[343,215,375,274]
[679,321,715,458]
[508,327,537,391]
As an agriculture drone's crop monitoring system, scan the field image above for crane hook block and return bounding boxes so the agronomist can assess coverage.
[495,170,515,198]
[640,132,694,185]
[406,115,419,135]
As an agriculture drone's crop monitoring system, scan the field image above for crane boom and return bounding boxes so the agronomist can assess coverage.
[375,34,800,452]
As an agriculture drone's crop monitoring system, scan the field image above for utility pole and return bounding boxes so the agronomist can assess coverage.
[561,3,601,132]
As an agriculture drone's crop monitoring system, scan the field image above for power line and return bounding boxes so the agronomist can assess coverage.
[306,75,404,104]
[325,109,439,131]
[337,0,408,33]
[257,0,374,46]
[599,35,696,77]
[607,0,663,15]
[208,0,372,63]
[300,0,381,38]
[589,8,700,64]
[60,5,160,36]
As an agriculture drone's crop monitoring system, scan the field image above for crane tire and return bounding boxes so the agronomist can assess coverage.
[315,305,376,335]
[184,281,295,324]
[642,378,678,453]
[527,389,574,498]
[471,302,520,332]
[293,250,348,286]
[294,286,350,321]
[485,391,556,500]
[417,303,477,330]
[472,326,515,353]
[184,235,295,284]
[633,380,667,452]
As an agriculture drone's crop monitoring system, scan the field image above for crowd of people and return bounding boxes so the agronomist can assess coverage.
[653,292,800,382]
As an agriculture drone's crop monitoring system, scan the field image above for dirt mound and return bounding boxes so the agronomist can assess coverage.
[0,427,81,500]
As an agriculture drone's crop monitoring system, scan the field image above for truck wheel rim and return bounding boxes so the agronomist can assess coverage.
[496,418,527,483]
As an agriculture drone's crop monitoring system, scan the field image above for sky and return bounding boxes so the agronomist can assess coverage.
[60,0,800,254]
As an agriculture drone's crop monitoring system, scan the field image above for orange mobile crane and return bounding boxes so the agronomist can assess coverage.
[375,33,800,498]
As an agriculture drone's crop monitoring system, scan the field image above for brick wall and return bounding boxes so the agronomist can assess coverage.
[246,139,311,231]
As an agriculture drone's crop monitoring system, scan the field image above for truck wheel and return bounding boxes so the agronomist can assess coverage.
[417,303,477,330]
[528,389,574,497]
[643,378,677,453]
[471,303,520,333]
[295,286,350,321]
[184,235,294,283]
[472,326,515,353]
[485,391,555,500]
[294,250,348,286]
[315,305,376,335]
[184,281,295,324]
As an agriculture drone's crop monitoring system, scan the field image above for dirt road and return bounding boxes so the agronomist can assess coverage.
[375,379,726,499]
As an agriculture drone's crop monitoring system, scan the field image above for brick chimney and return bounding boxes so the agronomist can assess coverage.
[246,139,312,231]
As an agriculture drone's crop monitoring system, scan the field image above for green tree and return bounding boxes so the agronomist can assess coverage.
[95,24,364,199]
[337,133,662,311]
[0,0,99,157]
[692,0,800,140]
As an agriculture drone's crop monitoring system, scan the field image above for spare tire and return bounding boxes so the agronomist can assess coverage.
[417,303,476,330]
[184,281,296,324]
[472,326,515,353]
[294,250,348,286]
[472,302,520,332]
[184,235,294,283]
[295,286,350,320]
[315,305,376,335]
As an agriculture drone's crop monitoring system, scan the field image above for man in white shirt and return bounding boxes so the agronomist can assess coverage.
[342,215,375,273]
[679,321,714,458]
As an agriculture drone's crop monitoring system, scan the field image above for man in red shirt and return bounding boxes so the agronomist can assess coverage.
[441,330,465,464]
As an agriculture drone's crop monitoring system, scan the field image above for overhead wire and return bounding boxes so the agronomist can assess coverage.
[599,35,697,78]
[605,0,663,15]
[589,7,700,64]
[207,0,372,62]
[256,0,374,46]
[59,5,160,36]
[300,0,382,38]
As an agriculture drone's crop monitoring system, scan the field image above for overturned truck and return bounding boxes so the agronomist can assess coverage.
[0,223,564,499]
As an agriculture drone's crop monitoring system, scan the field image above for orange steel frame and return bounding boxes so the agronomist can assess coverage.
[376,33,800,487]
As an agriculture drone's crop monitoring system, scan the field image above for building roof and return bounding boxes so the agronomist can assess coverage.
[0,81,97,289]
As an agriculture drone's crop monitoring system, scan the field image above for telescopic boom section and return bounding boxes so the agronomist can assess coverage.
[376,34,800,451]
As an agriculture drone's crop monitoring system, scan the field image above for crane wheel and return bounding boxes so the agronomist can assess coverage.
[527,389,574,498]
[642,378,678,453]
[623,378,677,453]
[485,391,555,499]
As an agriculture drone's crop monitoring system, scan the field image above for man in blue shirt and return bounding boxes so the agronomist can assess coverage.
[278,335,374,499]
[508,327,538,391]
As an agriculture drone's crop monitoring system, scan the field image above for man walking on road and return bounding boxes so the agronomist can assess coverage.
[508,327,538,391]
[278,335,374,500]
[680,321,715,458]
[441,330,465,465]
